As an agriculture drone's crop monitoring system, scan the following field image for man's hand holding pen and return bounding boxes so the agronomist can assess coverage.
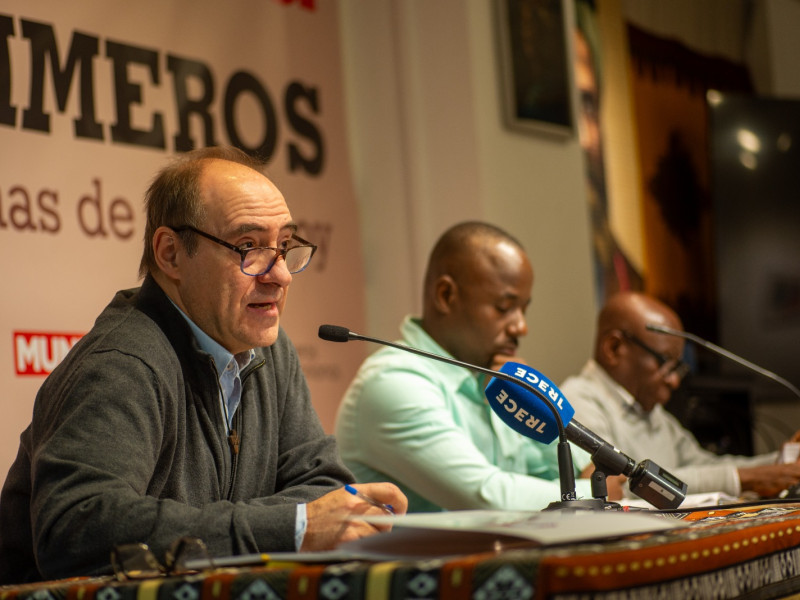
[301,482,407,551]
[345,484,396,514]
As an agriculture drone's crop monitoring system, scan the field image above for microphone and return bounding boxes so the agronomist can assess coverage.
[645,323,800,401]
[319,324,687,510]
[319,324,578,507]
[485,363,687,509]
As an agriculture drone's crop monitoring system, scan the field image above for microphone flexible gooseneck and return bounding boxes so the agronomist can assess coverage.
[318,324,579,507]
[319,324,687,510]
[645,323,800,401]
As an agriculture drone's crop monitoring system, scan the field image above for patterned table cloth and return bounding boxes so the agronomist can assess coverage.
[4,501,800,600]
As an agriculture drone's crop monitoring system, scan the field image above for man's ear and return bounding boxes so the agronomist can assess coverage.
[599,330,625,367]
[432,275,458,315]
[152,226,181,279]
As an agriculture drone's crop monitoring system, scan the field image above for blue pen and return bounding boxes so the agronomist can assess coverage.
[344,484,395,514]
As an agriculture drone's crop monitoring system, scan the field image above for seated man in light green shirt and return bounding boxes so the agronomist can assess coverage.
[335,221,620,511]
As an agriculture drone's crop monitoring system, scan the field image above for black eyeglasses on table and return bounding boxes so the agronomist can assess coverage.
[172,225,317,276]
[619,330,690,378]
[110,536,215,581]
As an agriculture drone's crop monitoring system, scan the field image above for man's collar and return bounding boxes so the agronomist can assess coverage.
[168,298,255,377]
[402,316,484,391]
[586,359,645,415]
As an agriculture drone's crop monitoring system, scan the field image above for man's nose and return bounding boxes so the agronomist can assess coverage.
[508,310,528,337]
[664,369,682,389]
[257,255,293,286]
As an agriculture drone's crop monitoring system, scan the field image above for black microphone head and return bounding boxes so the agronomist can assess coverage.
[318,324,351,342]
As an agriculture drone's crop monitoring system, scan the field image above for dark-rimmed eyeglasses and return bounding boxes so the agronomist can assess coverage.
[172,225,317,276]
[620,330,690,378]
[110,536,215,580]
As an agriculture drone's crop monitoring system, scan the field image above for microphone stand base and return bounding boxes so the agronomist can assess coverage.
[543,498,624,512]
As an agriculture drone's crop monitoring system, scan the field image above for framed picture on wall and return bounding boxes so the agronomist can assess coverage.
[495,0,574,137]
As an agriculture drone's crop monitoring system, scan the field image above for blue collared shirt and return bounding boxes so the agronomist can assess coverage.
[180,316,254,428]
[172,302,306,549]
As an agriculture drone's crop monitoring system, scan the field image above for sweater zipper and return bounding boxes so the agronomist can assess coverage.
[226,411,241,501]
[224,357,266,500]
[212,373,239,501]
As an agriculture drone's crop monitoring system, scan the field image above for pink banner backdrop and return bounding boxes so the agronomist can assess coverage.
[0,0,366,478]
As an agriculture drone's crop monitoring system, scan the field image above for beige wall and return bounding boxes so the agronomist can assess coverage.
[762,0,800,96]
[340,0,598,383]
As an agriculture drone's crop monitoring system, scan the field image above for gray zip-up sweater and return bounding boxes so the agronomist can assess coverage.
[0,275,353,584]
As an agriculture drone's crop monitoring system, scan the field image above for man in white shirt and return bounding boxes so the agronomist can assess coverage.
[561,291,800,498]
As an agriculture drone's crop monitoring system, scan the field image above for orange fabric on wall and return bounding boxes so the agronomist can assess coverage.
[627,25,752,336]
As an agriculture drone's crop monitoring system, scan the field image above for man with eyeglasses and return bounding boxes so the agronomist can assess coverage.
[0,146,406,584]
[560,291,800,499]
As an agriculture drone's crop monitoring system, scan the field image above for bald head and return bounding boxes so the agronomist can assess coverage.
[420,222,533,369]
[596,293,683,353]
[594,292,686,412]
[139,146,265,278]
[423,222,525,303]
